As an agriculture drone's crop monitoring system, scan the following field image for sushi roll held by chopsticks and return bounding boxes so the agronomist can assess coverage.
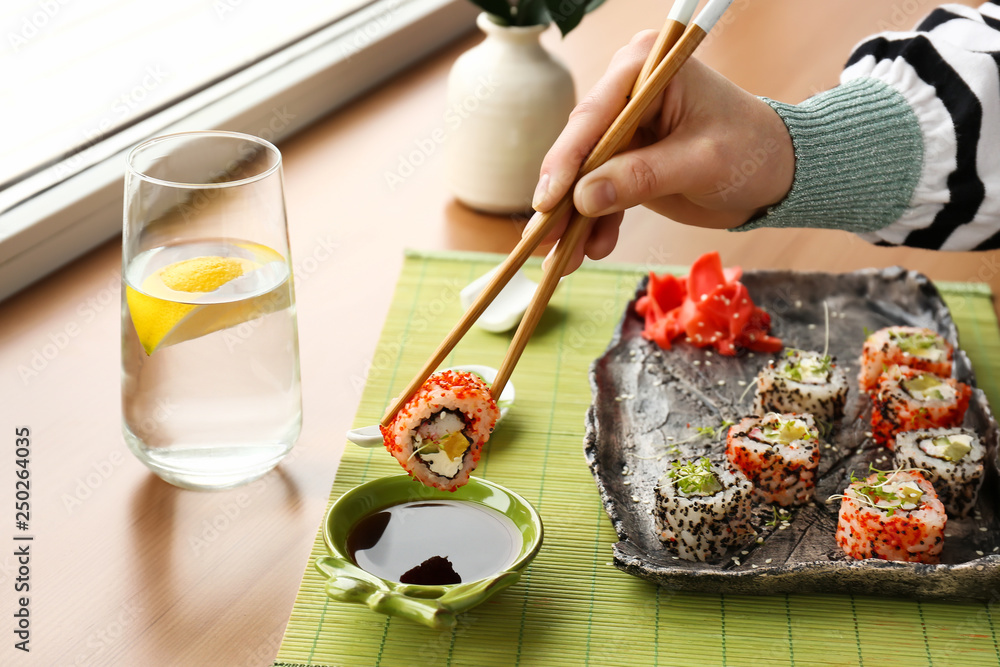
[381,370,500,491]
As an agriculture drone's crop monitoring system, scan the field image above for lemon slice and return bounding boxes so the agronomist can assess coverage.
[126,245,290,355]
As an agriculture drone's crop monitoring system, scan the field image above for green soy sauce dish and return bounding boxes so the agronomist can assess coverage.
[316,475,543,630]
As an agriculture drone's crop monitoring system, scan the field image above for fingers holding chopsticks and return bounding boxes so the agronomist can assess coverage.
[530,30,663,217]
[526,14,796,267]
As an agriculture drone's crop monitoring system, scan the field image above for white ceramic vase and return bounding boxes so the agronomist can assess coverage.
[446,13,575,214]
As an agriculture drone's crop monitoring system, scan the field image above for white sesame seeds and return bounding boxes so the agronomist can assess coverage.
[748,353,756,358]
[752,564,758,568]
[795,300,802,308]
[693,360,701,366]
[705,351,713,357]
[741,550,748,555]
[864,431,873,438]
[977,565,985,571]
[732,557,741,565]
[765,558,773,564]
[705,361,712,366]
[977,550,984,556]
[756,537,764,544]
[980,527,988,532]
[808,323,816,330]
[737,380,747,386]
[631,495,640,502]
[717,380,726,386]
[623,480,631,486]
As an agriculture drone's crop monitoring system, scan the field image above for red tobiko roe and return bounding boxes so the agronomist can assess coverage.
[635,251,782,356]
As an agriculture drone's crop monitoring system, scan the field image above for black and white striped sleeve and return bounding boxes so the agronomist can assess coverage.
[739,2,1000,251]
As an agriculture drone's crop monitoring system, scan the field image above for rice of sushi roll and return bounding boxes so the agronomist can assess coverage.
[833,468,946,563]
[380,370,500,491]
[894,427,985,517]
[858,326,952,393]
[753,349,849,422]
[726,412,821,506]
[653,457,753,561]
[871,365,971,449]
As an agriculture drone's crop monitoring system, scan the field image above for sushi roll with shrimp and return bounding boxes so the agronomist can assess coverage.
[894,428,985,517]
[726,412,822,506]
[380,370,500,491]
[871,365,971,449]
[858,326,953,393]
[833,468,946,563]
[653,457,753,561]
[753,349,849,422]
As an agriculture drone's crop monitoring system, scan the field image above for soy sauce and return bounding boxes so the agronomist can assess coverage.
[346,500,521,585]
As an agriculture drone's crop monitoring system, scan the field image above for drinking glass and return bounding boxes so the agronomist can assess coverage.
[121,131,302,490]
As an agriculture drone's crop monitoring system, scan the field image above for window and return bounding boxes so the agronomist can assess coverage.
[0,0,477,300]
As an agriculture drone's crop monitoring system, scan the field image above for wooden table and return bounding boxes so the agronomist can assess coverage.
[1,0,993,664]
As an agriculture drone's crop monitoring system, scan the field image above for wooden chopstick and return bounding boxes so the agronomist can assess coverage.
[381,0,733,426]
[489,0,705,400]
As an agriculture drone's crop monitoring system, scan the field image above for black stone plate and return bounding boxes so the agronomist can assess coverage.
[584,267,1000,598]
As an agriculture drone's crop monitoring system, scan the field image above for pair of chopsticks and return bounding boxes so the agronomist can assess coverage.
[381,0,733,427]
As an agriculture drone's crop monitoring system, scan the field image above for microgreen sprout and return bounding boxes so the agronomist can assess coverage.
[660,419,734,450]
[827,463,929,516]
[765,507,791,527]
[889,329,942,357]
[667,457,722,496]
[781,348,833,383]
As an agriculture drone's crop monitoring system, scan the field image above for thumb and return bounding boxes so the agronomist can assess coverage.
[572,135,708,217]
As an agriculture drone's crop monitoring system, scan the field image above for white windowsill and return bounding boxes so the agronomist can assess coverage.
[0,0,478,302]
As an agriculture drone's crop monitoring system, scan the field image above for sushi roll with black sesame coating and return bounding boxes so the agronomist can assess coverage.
[871,365,971,449]
[653,457,753,562]
[894,427,985,517]
[753,349,849,422]
[726,412,821,506]
[858,326,953,393]
[833,468,946,563]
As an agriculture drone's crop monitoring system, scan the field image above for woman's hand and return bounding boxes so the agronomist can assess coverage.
[527,30,795,274]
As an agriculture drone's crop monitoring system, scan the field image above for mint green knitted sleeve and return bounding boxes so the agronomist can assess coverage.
[735,77,923,234]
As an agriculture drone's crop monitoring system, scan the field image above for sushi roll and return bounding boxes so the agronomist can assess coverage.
[833,468,946,563]
[753,349,849,422]
[894,428,985,517]
[726,412,821,506]
[858,326,953,393]
[380,370,500,491]
[871,365,971,449]
[653,457,753,561]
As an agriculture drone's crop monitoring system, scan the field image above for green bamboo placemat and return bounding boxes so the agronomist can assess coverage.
[275,250,1000,667]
